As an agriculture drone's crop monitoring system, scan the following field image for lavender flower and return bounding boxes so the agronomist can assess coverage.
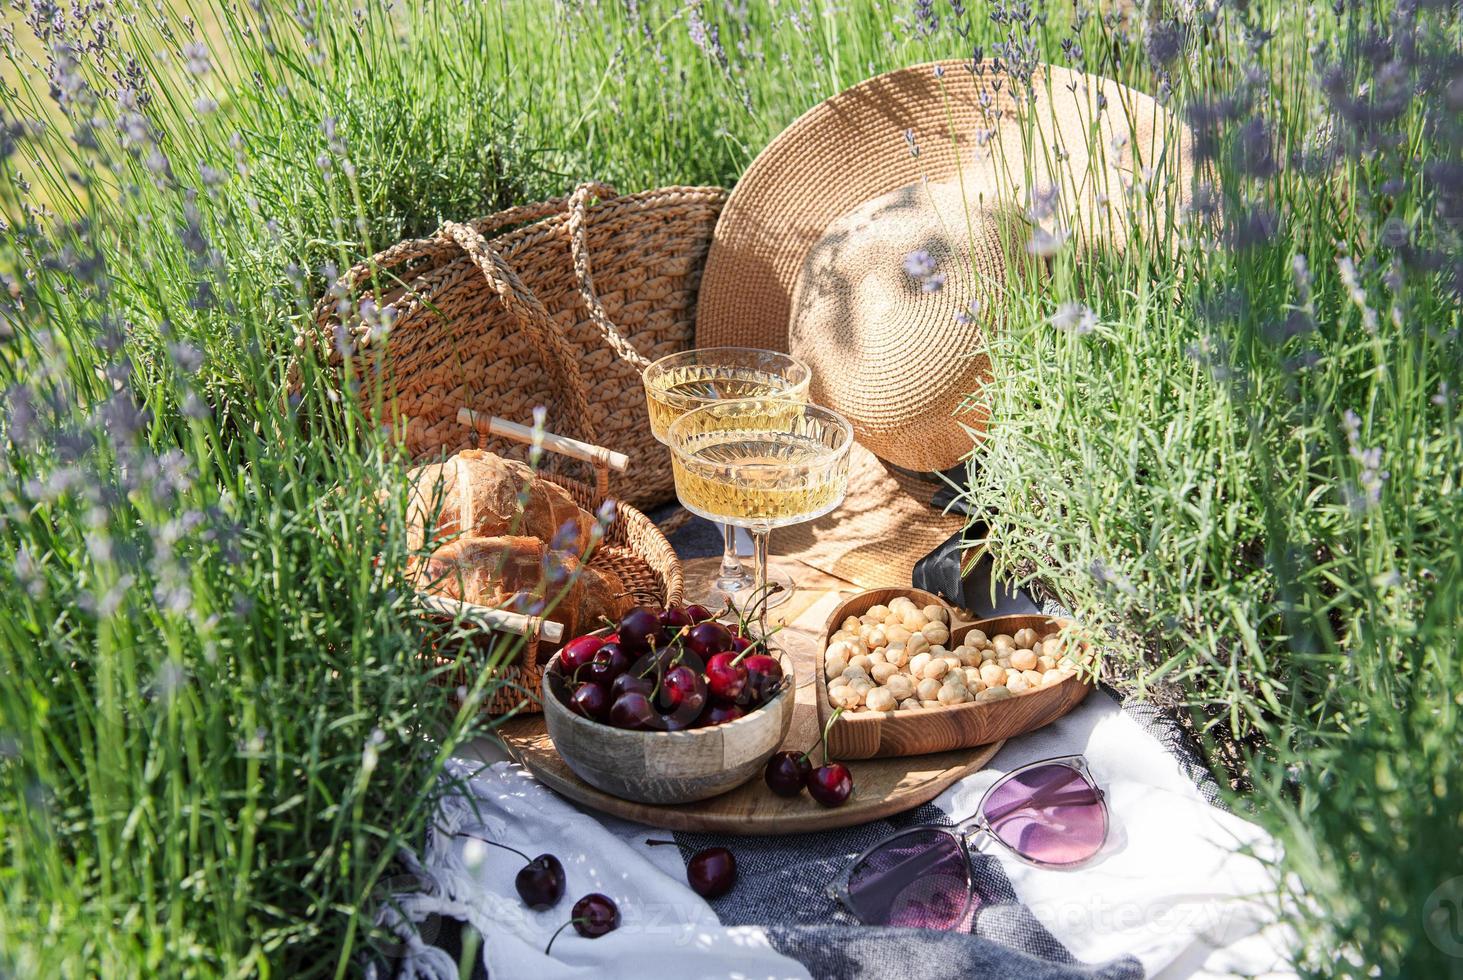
[1089,559,1136,595]
[902,249,937,278]
[1233,118,1277,178]
[913,0,939,38]
[1336,255,1378,333]
[1145,21,1184,66]
[1049,302,1097,334]
[1026,226,1069,258]
[1340,409,1388,511]
[1025,183,1060,222]
[183,41,211,76]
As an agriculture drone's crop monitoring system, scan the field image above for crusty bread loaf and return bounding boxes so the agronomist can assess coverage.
[405,450,593,555]
[418,535,632,638]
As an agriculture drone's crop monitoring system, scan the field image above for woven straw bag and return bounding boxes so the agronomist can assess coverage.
[310,182,728,509]
[422,415,685,718]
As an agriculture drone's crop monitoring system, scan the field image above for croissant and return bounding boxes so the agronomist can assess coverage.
[419,535,632,639]
[405,450,593,555]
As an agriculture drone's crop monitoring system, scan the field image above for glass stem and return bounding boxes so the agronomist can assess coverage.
[719,523,744,584]
[751,525,771,641]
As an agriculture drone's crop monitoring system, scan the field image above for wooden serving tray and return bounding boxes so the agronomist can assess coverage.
[816,590,1094,760]
[497,591,1004,833]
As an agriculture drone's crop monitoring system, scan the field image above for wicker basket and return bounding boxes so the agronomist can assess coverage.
[423,415,684,718]
[308,182,728,510]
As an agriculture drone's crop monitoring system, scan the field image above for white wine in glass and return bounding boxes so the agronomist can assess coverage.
[667,399,852,640]
[643,348,811,611]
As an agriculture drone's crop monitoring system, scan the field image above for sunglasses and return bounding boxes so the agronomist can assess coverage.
[829,755,1108,930]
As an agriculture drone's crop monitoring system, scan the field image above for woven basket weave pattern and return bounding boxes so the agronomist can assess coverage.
[315,185,728,509]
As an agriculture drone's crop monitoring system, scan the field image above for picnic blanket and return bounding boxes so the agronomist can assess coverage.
[368,521,1296,979]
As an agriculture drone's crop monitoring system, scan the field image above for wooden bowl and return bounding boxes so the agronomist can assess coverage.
[815,589,1094,760]
[541,647,796,804]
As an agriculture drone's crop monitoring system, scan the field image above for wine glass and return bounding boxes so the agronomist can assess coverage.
[666,399,853,643]
[643,347,812,611]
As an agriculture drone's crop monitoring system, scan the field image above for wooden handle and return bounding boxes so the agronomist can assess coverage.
[417,591,565,644]
[457,408,629,473]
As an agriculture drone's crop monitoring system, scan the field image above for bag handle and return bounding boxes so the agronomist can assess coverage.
[311,186,618,356]
[565,183,652,372]
[438,220,599,445]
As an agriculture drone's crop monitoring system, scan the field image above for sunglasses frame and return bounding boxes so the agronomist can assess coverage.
[827,755,1108,926]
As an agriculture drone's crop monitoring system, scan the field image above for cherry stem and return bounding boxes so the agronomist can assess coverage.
[643,838,677,846]
[445,828,529,864]
[818,707,845,766]
[544,918,588,956]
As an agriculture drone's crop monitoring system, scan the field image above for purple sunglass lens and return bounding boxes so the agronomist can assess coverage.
[845,829,971,929]
[981,762,1107,867]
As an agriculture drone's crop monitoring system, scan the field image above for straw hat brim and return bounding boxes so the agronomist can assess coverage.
[697,58,1186,354]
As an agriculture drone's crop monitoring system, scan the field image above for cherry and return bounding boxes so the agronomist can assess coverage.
[739,653,783,706]
[545,893,620,955]
[728,634,752,655]
[617,607,662,653]
[659,604,693,639]
[560,634,605,674]
[763,750,812,797]
[569,681,609,722]
[704,652,748,703]
[807,762,853,807]
[686,621,734,658]
[684,603,715,624]
[609,691,657,730]
[700,701,744,726]
[451,832,564,911]
[610,671,654,702]
[516,854,566,910]
[686,846,737,899]
[657,663,701,707]
[583,642,629,685]
[572,893,619,937]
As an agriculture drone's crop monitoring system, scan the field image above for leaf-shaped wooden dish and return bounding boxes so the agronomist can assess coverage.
[815,588,1095,760]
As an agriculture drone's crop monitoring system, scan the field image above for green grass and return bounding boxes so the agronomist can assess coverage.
[1,0,1459,976]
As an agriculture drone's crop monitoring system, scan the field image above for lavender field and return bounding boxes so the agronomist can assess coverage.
[0,0,1458,976]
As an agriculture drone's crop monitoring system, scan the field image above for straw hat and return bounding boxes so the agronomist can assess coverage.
[695,60,1189,584]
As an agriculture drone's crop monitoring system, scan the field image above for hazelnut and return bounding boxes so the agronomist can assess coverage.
[937,683,969,705]
[885,674,916,700]
[865,687,897,712]
[902,609,930,631]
